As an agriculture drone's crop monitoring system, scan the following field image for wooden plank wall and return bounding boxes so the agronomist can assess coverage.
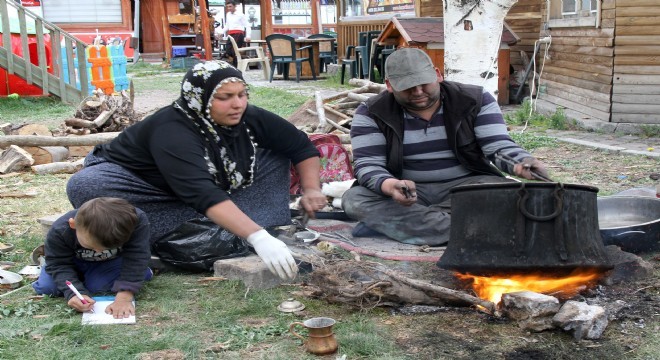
[538,0,615,122]
[612,0,660,124]
[505,0,544,70]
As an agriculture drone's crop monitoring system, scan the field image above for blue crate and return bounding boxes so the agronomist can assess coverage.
[171,57,202,69]
[172,46,188,57]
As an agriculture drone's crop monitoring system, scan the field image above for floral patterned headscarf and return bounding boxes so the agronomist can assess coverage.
[173,60,256,192]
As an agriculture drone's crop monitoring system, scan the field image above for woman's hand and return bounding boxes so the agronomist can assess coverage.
[247,229,298,279]
[67,294,95,313]
[300,188,327,217]
[105,291,135,319]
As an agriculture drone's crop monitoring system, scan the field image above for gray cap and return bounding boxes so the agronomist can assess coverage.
[385,48,437,91]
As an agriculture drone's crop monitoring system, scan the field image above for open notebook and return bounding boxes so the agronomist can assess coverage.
[81,296,136,325]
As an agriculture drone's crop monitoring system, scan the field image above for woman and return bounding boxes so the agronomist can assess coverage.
[67,61,326,280]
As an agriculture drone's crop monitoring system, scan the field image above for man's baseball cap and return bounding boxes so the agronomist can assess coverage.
[385,48,438,91]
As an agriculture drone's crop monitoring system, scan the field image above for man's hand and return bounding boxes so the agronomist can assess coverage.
[382,179,417,206]
[247,229,298,280]
[67,294,95,313]
[299,188,327,217]
[105,291,135,319]
[513,157,550,181]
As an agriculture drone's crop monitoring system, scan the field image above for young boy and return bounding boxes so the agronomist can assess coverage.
[32,197,152,318]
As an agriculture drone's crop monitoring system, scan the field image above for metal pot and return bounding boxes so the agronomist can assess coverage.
[437,182,612,275]
[598,196,660,253]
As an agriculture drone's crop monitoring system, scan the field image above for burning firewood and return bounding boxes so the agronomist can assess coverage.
[301,256,497,314]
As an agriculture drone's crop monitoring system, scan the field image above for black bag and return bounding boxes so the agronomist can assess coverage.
[152,219,251,272]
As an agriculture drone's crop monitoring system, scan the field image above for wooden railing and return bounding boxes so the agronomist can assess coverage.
[0,0,89,104]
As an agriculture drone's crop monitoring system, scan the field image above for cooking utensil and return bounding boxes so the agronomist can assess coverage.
[0,269,23,289]
[598,195,659,253]
[438,182,611,276]
[277,298,306,313]
[494,153,553,182]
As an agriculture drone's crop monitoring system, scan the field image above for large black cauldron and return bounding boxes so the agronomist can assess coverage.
[437,182,611,276]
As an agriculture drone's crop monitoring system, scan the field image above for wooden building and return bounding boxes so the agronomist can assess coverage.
[330,0,658,125]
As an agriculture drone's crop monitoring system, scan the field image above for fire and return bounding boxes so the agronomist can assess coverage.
[456,269,604,304]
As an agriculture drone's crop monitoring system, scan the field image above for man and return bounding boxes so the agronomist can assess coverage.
[342,48,549,246]
[218,1,250,67]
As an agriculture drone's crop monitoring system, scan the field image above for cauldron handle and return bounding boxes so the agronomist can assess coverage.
[517,185,564,222]
[516,184,568,260]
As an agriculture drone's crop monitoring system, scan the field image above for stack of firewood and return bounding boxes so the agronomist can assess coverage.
[0,89,138,175]
[306,79,386,136]
[62,89,138,135]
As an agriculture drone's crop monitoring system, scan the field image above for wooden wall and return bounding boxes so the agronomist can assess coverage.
[418,0,442,17]
[612,0,660,124]
[538,0,615,122]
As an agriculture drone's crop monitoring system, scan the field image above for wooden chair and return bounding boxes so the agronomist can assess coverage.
[227,35,270,80]
[265,34,316,83]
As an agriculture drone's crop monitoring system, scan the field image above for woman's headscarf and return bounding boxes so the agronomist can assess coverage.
[173,60,256,192]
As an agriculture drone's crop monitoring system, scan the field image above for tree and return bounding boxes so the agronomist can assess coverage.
[443,0,518,97]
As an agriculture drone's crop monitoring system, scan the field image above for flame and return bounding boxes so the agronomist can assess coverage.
[456,269,604,304]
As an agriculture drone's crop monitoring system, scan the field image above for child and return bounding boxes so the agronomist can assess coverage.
[32,197,152,318]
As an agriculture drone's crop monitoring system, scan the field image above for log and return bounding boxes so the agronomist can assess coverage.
[16,124,52,136]
[333,101,361,109]
[22,146,69,165]
[31,158,85,175]
[347,93,370,102]
[93,109,117,128]
[0,123,12,135]
[315,91,330,132]
[68,145,95,157]
[0,145,34,173]
[0,132,120,148]
[64,118,96,129]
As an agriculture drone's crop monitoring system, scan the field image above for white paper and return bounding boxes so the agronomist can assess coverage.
[81,296,136,325]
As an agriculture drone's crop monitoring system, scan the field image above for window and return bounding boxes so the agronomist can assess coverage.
[42,0,122,23]
[548,0,599,28]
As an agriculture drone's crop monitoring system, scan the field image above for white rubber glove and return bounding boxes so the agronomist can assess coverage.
[246,229,298,280]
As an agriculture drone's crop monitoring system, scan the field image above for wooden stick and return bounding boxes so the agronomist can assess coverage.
[315,91,329,132]
[322,85,371,103]
[31,158,85,175]
[334,101,361,109]
[324,117,350,134]
[379,267,496,313]
[323,105,350,120]
[0,133,120,148]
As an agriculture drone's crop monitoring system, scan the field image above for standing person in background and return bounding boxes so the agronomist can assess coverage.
[220,1,251,67]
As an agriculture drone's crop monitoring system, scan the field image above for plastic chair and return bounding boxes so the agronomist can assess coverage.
[355,30,381,80]
[265,34,316,83]
[227,35,271,80]
[307,33,336,73]
[340,45,359,84]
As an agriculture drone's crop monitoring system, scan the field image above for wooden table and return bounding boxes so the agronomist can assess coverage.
[290,38,335,78]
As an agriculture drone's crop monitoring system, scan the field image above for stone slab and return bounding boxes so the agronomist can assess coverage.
[213,254,284,290]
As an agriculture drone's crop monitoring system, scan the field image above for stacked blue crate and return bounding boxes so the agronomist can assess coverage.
[60,47,94,96]
[108,44,129,92]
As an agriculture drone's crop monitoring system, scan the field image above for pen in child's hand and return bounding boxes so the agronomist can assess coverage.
[66,280,94,313]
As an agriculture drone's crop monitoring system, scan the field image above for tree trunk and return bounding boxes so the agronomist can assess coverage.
[0,133,120,148]
[22,146,70,165]
[444,0,517,97]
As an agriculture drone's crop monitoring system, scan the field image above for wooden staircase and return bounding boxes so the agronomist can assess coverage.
[0,0,90,104]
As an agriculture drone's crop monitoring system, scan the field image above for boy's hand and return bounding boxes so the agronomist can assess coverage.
[106,291,135,319]
[67,294,95,313]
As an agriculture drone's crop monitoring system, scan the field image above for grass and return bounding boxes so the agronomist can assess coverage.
[504,100,578,131]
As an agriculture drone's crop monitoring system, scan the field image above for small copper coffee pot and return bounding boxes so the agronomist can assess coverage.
[289,317,338,355]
